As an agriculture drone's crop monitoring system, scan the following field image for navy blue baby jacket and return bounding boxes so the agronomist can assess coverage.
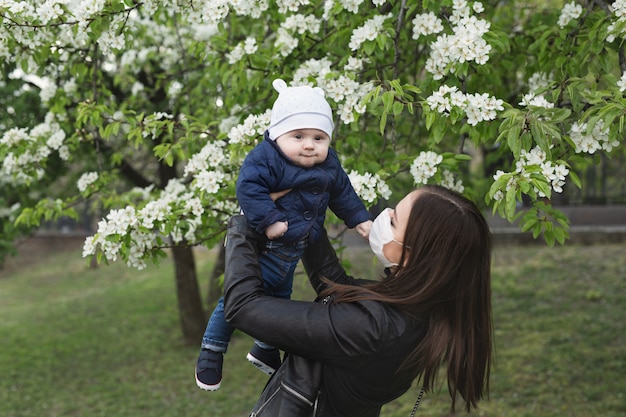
[236,133,372,244]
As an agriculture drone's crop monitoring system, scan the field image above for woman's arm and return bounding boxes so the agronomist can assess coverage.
[222,215,384,361]
[300,227,364,294]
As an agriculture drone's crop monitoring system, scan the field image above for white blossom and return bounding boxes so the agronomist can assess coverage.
[348,14,391,51]
[423,4,492,79]
[440,169,465,193]
[558,2,583,28]
[347,170,391,203]
[276,0,310,13]
[570,120,619,154]
[410,151,443,185]
[341,0,366,13]
[618,71,626,92]
[412,12,444,40]
[184,140,228,176]
[519,93,554,109]
[426,85,503,125]
[77,171,98,193]
[227,110,271,145]
[227,37,258,64]
[194,170,225,194]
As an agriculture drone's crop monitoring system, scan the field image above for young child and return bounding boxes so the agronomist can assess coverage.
[195,79,372,391]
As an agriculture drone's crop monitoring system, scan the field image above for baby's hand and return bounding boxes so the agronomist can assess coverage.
[355,220,372,241]
[266,221,289,240]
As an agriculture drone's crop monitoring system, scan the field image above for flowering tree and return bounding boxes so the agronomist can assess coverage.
[1,0,624,342]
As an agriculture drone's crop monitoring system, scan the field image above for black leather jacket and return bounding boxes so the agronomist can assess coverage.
[223,215,426,417]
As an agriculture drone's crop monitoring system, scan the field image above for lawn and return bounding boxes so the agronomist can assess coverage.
[1,241,624,417]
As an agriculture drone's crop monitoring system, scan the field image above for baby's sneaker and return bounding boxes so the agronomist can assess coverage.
[195,349,223,391]
[246,345,281,375]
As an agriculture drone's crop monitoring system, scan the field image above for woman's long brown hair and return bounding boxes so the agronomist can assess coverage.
[322,185,493,412]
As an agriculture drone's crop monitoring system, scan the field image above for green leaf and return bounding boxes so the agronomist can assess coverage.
[392,101,404,116]
[379,112,387,135]
[532,178,552,199]
[425,111,436,130]
[382,91,394,113]
[507,124,523,158]
[569,170,582,188]
[505,187,517,220]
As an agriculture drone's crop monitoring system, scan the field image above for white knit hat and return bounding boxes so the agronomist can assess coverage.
[267,79,334,141]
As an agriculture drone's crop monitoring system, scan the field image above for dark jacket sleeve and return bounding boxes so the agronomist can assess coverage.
[236,145,287,233]
[325,151,372,228]
[223,215,387,363]
[300,227,372,294]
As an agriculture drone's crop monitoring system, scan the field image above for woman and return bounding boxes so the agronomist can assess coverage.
[223,185,493,416]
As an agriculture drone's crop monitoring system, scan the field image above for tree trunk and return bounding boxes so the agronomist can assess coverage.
[207,241,226,311]
[171,244,206,346]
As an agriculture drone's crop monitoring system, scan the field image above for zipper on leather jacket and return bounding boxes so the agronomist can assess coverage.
[249,385,281,417]
[281,382,315,406]
[249,382,316,416]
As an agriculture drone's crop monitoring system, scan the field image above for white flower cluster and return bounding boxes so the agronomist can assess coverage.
[412,12,444,39]
[410,151,443,185]
[194,170,226,194]
[341,0,365,13]
[519,93,554,109]
[344,56,366,72]
[519,148,569,194]
[195,0,268,24]
[184,140,228,176]
[227,37,258,64]
[348,14,391,51]
[293,58,373,124]
[527,72,553,93]
[227,110,272,145]
[607,0,626,42]
[558,2,583,28]
[618,71,626,92]
[440,169,465,194]
[0,202,21,221]
[493,147,570,200]
[38,0,64,24]
[183,139,228,194]
[347,170,391,203]
[423,1,491,80]
[293,57,333,83]
[82,178,238,270]
[519,72,554,108]
[426,85,504,126]
[276,0,310,13]
[0,113,69,185]
[167,81,184,101]
[325,76,371,123]
[570,120,620,154]
[275,14,321,57]
[97,14,127,55]
[77,172,99,193]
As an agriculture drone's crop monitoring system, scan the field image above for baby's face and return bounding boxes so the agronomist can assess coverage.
[274,129,330,168]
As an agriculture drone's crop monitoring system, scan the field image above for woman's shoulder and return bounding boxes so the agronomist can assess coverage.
[329,299,423,345]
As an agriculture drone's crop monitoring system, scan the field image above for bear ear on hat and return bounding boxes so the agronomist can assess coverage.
[273,79,288,93]
[312,86,325,97]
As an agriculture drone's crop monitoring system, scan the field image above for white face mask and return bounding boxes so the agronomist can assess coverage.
[369,208,404,268]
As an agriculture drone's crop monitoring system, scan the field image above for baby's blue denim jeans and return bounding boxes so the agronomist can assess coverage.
[201,238,307,352]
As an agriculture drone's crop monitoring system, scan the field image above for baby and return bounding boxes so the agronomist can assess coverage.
[195,79,372,391]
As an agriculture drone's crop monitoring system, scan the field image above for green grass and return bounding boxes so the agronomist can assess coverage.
[1,242,625,417]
